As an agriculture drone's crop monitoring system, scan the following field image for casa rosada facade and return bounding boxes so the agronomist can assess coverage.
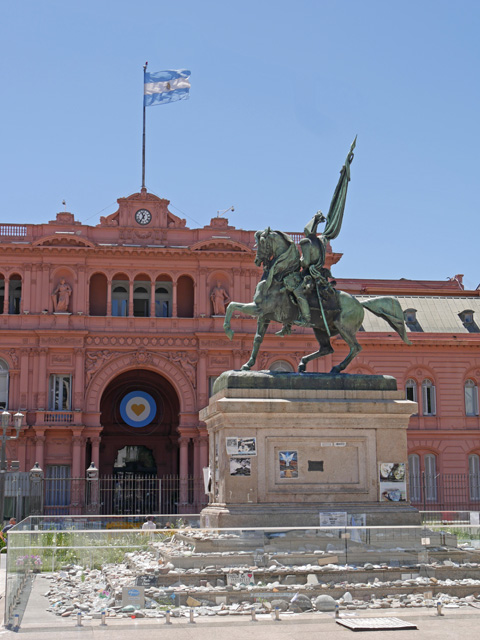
[1,189,480,507]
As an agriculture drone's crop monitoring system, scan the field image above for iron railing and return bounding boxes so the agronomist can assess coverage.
[410,472,480,512]
[3,474,207,519]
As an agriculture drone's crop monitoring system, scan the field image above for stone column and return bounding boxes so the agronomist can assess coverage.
[193,279,198,317]
[90,436,101,469]
[71,434,84,514]
[128,279,134,317]
[178,435,190,506]
[106,279,112,316]
[198,269,207,316]
[19,349,29,410]
[233,268,241,300]
[37,348,47,410]
[3,278,9,314]
[34,432,46,469]
[150,280,156,318]
[197,350,208,410]
[76,265,86,314]
[22,265,32,313]
[71,434,83,478]
[74,349,83,411]
[42,265,50,312]
[172,278,178,317]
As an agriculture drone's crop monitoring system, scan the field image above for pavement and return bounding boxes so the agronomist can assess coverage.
[0,570,479,639]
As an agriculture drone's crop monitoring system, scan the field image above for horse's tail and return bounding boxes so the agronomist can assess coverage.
[361,297,412,345]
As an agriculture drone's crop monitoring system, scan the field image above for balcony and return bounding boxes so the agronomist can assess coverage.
[35,411,78,426]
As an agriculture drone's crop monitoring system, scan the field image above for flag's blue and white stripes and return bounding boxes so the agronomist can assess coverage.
[144,69,191,106]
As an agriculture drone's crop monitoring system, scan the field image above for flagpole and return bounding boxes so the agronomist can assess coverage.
[142,61,148,191]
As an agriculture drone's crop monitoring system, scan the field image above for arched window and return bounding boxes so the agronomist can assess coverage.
[0,276,4,314]
[112,282,129,317]
[269,360,295,372]
[469,454,480,501]
[465,380,479,416]
[405,379,418,414]
[424,453,437,502]
[133,282,150,317]
[177,275,194,318]
[408,454,421,502]
[422,379,436,416]
[0,359,9,410]
[155,281,172,318]
[9,275,22,315]
[89,273,107,316]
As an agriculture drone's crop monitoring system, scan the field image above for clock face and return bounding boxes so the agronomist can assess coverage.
[135,209,152,225]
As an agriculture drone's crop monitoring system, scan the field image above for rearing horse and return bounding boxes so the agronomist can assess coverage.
[224,228,411,374]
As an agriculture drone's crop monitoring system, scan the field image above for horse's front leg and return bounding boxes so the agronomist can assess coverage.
[224,301,259,341]
[241,318,270,370]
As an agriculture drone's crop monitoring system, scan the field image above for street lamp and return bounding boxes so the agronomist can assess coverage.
[0,410,24,526]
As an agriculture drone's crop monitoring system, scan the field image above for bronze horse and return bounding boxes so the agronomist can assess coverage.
[224,228,411,373]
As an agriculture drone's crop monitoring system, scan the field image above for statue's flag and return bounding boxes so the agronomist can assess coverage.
[144,69,191,107]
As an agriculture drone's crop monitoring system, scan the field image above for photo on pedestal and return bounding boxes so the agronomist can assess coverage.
[229,456,251,476]
[279,450,298,478]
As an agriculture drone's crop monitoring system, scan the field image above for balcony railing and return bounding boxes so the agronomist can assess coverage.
[0,224,27,238]
[36,411,75,425]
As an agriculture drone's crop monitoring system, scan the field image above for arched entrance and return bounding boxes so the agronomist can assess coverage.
[98,369,180,477]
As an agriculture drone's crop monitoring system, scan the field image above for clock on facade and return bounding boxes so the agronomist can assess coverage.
[135,209,152,225]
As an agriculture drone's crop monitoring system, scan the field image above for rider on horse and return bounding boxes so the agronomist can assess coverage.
[276,210,339,336]
[275,138,356,337]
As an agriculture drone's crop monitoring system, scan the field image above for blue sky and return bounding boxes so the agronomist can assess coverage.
[2,1,480,287]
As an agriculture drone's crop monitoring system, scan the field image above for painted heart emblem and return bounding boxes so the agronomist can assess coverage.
[131,403,146,416]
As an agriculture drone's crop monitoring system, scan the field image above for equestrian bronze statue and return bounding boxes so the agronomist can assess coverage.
[223,139,411,374]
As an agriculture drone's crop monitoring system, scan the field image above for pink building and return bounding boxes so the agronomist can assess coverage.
[0,189,479,512]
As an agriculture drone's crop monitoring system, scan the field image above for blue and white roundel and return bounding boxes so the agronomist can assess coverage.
[120,391,156,428]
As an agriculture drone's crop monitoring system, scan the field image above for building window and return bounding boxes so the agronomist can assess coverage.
[0,277,4,314]
[422,379,436,416]
[133,282,150,317]
[465,379,479,416]
[459,310,479,333]
[0,359,8,410]
[424,453,437,502]
[469,454,480,501]
[49,375,72,411]
[408,453,421,502]
[155,283,172,318]
[269,360,295,372]
[112,283,129,317]
[404,308,422,332]
[405,378,418,404]
[9,276,22,315]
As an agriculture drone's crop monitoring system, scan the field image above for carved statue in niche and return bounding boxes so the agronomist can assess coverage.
[210,281,230,316]
[52,278,72,312]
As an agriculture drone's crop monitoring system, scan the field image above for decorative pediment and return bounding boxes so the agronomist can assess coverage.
[98,190,187,229]
[33,235,96,248]
[191,238,252,253]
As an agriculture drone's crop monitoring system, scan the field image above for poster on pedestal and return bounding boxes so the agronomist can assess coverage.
[379,463,407,502]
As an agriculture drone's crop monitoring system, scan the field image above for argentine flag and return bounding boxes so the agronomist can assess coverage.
[144,69,191,107]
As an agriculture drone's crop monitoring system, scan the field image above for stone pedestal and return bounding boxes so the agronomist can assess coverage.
[200,371,419,527]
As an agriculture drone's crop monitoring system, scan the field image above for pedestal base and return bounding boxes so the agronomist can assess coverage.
[201,502,421,528]
[200,371,419,528]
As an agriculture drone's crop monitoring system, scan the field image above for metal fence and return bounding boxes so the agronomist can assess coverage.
[3,473,207,519]
[5,471,480,519]
[410,473,480,512]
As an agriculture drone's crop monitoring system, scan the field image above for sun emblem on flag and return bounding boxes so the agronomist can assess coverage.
[166,82,171,91]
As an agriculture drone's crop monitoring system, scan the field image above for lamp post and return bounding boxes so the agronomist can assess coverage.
[0,411,24,527]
